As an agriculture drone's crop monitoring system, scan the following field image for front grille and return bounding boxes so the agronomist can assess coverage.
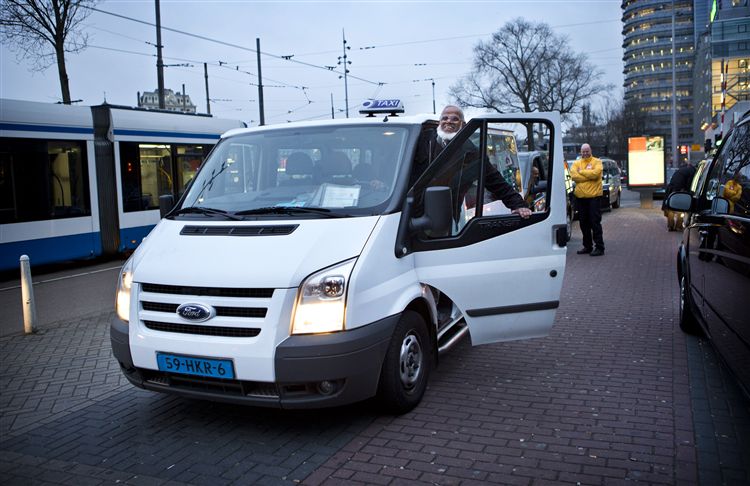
[141,283,274,298]
[144,320,261,337]
[141,301,267,318]
[141,369,279,398]
[181,225,298,236]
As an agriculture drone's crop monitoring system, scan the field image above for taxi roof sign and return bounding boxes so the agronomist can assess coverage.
[359,99,404,116]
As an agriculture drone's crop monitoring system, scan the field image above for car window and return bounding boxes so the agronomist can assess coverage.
[716,122,750,216]
[181,125,411,216]
[415,120,551,237]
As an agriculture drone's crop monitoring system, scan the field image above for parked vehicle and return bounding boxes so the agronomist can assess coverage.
[666,110,750,396]
[0,99,245,271]
[600,158,622,210]
[111,102,568,413]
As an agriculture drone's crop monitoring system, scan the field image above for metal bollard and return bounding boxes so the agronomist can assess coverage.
[20,255,37,334]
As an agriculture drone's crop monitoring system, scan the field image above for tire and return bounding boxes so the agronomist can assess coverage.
[679,273,703,335]
[612,191,621,209]
[377,311,432,414]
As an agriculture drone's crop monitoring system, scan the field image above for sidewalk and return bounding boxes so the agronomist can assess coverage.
[1,206,749,485]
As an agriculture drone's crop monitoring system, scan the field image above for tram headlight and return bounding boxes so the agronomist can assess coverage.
[291,258,356,335]
[115,258,134,323]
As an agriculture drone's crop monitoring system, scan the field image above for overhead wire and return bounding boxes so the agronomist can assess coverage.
[81,6,622,122]
[83,5,384,87]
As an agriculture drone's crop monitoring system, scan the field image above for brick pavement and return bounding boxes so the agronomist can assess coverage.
[1,206,749,485]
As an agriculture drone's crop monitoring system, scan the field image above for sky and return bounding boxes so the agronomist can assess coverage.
[0,0,625,126]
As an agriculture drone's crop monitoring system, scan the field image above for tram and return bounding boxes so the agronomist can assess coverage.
[0,99,245,271]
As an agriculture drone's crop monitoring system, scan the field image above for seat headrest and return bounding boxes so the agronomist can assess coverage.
[320,152,352,177]
[353,163,376,181]
[286,152,314,176]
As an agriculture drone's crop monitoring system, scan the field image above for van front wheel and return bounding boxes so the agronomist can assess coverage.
[377,311,431,414]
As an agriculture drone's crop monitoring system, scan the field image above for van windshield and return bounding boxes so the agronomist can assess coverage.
[180,125,411,218]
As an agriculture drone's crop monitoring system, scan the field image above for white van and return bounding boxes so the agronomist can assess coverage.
[111,103,568,413]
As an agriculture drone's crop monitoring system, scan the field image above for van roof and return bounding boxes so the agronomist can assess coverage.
[222,114,439,139]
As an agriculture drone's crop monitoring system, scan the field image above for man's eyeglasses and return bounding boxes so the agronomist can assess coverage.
[440,115,461,122]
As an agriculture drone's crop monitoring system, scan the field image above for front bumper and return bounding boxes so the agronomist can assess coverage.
[110,313,398,408]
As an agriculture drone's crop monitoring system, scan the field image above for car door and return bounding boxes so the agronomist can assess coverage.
[696,122,750,389]
[410,113,566,345]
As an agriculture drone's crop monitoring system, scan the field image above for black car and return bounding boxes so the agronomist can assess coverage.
[666,110,750,395]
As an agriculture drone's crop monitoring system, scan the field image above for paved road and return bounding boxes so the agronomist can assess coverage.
[0,257,125,338]
[1,197,749,485]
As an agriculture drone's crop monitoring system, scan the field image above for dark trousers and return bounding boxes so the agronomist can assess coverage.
[576,196,604,250]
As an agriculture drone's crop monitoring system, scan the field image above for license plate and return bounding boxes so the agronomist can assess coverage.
[156,353,235,379]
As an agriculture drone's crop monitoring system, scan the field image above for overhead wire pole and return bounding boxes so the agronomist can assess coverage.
[412,78,436,114]
[204,63,211,114]
[155,0,165,109]
[339,29,351,118]
[431,78,436,114]
[256,38,265,126]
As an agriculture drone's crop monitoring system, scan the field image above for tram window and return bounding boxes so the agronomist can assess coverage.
[175,144,209,197]
[121,143,172,212]
[120,142,213,212]
[0,138,90,224]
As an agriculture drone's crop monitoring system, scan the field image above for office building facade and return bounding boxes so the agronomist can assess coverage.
[622,0,695,161]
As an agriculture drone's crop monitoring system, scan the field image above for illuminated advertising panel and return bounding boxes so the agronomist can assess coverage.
[627,136,665,188]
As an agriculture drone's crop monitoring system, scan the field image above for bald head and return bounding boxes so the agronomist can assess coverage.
[580,144,592,158]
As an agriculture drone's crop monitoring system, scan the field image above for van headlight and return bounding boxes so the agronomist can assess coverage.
[115,258,134,322]
[291,258,356,335]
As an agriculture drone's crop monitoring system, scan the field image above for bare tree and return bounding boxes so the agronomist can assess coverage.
[1,0,97,104]
[450,18,610,148]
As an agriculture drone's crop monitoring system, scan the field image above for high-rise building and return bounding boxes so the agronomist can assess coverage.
[710,2,750,130]
[622,0,695,161]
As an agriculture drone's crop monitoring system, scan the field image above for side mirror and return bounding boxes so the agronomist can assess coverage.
[159,194,175,218]
[711,197,729,215]
[410,186,452,237]
[666,192,692,212]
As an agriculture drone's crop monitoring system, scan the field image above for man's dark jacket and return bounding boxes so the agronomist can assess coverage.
[412,128,526,210]
[667,165,697,194]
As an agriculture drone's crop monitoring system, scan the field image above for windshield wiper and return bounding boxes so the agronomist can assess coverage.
[234,206,348,218]
[172,206,242,220]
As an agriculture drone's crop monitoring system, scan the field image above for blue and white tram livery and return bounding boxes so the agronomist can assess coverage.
[0,99,245,271]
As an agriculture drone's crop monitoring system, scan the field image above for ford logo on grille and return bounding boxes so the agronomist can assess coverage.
[176,303,215,322]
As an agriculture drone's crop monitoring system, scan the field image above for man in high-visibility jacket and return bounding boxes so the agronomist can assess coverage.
[570,144,605,256]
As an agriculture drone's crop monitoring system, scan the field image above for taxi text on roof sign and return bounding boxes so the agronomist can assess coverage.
[359,99,405,115]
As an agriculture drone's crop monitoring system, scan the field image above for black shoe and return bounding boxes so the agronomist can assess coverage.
[576,247,592,254]
[590,248,604,257]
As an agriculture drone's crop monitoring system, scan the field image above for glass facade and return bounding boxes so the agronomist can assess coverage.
[623,0,696,154]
